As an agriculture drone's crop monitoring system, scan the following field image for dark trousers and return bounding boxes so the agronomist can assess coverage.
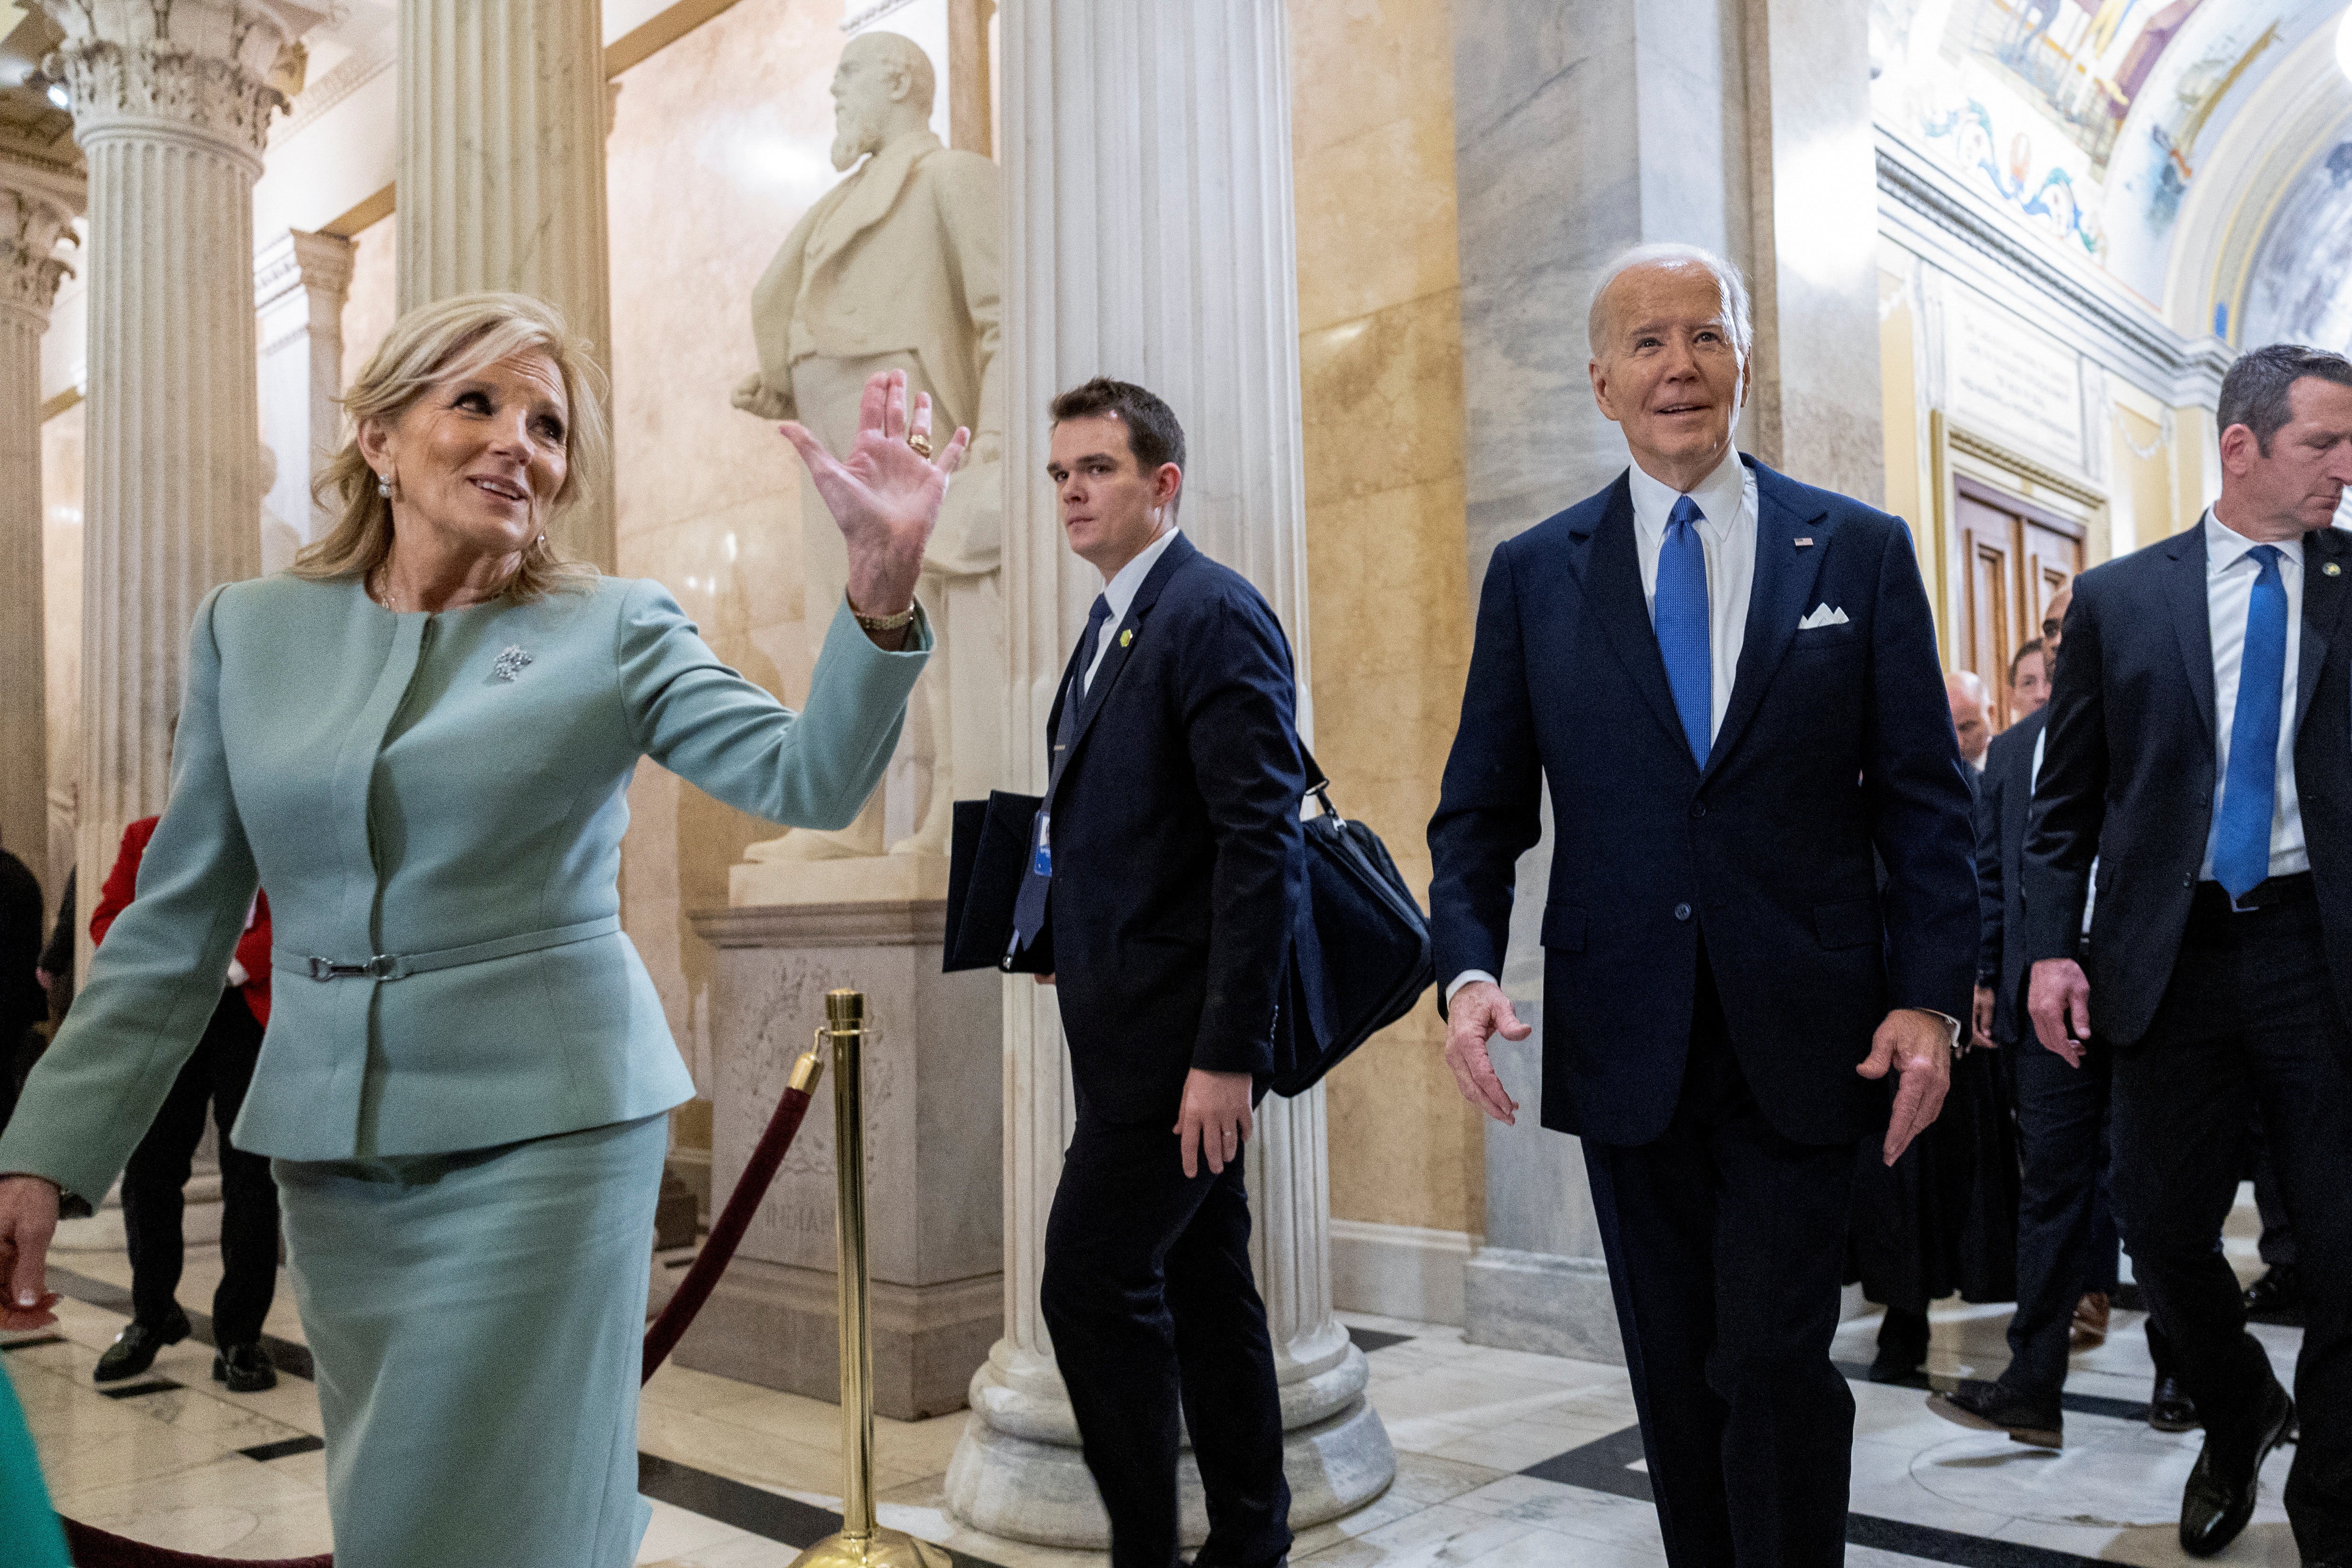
[1582,964,1858,1568]
[1040,1113,1291,1568]
[121,991,279,1347]
[2114,893,2352,1559]
[2249,1104,2298,1271]
[2000,1039,2172,1398]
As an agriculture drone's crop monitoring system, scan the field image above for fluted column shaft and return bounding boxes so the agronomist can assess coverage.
[946,0,1390,1547]
[0,149,80,888]
[255,227,354,572]
[41,0,305,973]
[395,0,614,569]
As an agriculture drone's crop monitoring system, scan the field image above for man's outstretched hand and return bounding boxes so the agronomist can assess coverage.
[0,1174,61,1330]
[1857,1009,1952,1166]
[1443,981,1528,1125]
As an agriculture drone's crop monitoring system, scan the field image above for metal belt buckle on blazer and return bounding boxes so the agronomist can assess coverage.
[308,954,402,981]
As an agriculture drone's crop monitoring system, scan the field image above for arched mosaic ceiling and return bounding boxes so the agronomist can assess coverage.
[2241,135,2352,351]
[1872,0,2346,311]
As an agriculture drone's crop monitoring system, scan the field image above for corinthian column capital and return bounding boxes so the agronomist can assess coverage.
[0,147,83,332]
[37,0,325,162]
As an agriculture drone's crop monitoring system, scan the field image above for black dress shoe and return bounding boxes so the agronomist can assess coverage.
[2150,1373,2200,1432]
[213,1341,277,1393]
[93,1306,191,1382]
[2245,1266,2304,1326]
[2181,1377,2294,1557]
[1927,1379,2064,1448]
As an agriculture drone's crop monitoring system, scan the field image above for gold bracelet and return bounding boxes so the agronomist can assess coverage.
[848,593,916,633]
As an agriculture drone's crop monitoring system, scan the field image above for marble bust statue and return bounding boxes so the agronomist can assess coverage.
[734,31,1002,864]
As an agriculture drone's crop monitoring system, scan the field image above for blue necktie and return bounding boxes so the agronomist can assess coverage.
[1655,496,1711,768]
[1010,595,1115,954]
[2215,544,2287,900]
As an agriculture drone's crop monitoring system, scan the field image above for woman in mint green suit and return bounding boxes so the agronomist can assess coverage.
[0,292,970,1568]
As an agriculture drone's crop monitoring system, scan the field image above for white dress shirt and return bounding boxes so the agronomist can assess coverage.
[1084,525,1181,693]
[2198,508,2308,883]
[1445,450,1758,1003]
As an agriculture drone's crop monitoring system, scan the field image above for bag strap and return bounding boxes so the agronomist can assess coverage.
[1298,741,1339,822]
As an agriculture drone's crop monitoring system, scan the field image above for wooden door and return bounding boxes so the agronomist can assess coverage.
[1954,476,2085,729]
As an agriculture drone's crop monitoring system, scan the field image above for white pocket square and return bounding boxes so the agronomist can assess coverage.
[1797,603,1849,630]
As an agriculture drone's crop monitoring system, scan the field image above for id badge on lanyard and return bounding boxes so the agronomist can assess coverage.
[1033,814,1052,878]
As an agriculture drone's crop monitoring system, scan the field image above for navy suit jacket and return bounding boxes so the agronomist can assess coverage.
[2021,522,2352,1046]
[1427,457,1977,1147]
[1973,706,2046,1044]
[1043,532,1309,1125]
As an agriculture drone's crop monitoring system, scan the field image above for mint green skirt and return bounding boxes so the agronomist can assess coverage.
[276,1114,667,1568]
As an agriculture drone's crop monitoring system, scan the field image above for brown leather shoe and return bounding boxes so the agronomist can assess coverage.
[2070,1291,2111,1351]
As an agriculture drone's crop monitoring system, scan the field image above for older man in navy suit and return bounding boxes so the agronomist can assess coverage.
[1428,244,1976,1568]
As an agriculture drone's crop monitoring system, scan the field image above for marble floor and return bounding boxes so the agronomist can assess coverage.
[6,1216,2307,1568]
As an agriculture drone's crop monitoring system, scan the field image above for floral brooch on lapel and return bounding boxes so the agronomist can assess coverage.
[491,645,535,682]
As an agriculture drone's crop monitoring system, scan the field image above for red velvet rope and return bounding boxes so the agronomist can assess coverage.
[55,1083,820,1568]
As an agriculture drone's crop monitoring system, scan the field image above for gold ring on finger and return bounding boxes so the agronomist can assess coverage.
[907,430,933,459]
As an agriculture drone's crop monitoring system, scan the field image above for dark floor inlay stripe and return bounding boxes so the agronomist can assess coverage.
[1833,1360,2154,1423]
[0,1334,64,1351]
[240,1434,327,1462]
[48,1267,315,1381]
[98,1379,181,1399]
[635,1454,1007,1568]
[1530,1425,2123,1568]
[1847,1512,2109,1568]
[1348,1327,1414,1354]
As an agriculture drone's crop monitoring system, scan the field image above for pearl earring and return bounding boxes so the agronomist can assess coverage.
[376,472,393,498]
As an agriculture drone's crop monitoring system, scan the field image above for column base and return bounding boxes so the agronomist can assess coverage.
[1463,1244,1626,1363]
[944,1330,1396,1547]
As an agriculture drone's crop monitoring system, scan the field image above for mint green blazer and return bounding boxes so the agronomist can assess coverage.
[0,574,928,1207]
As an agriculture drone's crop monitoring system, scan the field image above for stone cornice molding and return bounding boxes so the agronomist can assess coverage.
[272,28,388,145]
[37,0,323,163]
[1876,136,2235,406]
[0,153,83,329]
[253,224,351,311]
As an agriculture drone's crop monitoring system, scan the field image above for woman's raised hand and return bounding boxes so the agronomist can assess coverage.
[778,369,969,633]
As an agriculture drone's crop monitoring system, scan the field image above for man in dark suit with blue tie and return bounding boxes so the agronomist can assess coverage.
[2024,344,2352,1563]
[1428,244,1976,1568]
[1015,377,1302,1568]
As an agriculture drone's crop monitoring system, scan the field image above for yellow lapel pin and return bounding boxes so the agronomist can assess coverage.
[1120,628,1134,647]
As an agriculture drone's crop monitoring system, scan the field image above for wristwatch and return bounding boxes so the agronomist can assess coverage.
[848,593,917,634]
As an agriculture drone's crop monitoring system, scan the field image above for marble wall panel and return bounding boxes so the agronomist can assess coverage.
[338,213,395,388]
[1291,0,1483,1238]
[605,0,859,1110]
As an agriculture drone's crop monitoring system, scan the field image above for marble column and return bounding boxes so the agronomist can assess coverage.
[1449,0,1880,1360]
[40,0,316,975]
[944,0,1393,1548]
[395,0,614,570]
[254,228,353,574]
[0,144,81,889]
[1740,0,1883,505]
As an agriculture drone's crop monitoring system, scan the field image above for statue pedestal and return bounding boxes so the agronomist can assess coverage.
[682,890,1001,1420]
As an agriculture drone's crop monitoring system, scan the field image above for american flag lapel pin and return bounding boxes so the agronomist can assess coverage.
[1794,537,1814,548]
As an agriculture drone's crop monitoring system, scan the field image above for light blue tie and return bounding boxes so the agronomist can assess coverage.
[1656,496,1711,767]
[2214,544,2287,900]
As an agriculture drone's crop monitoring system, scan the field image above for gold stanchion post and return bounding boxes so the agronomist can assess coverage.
[791,989,949,1568]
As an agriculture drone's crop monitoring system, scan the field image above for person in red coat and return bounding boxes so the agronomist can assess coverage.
[87,815,282,1391]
